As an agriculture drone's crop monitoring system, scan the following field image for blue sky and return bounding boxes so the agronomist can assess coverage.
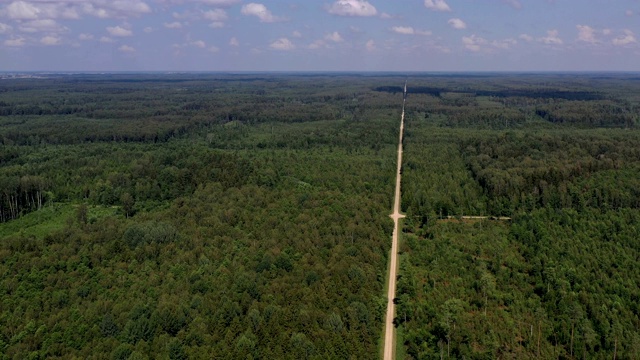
[0,0,639,71]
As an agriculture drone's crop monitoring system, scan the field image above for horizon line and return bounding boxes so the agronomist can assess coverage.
[2,70,640,75]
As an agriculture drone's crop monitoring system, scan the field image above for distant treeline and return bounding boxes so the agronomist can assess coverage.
[374,85,604,100]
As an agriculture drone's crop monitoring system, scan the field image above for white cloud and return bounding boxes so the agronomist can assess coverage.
[162,0,240,6]
[538,29,563,45]
[118,44,135,52]
[143,27,153,33]
[201,0,240,5]
[448,18,466,30]
[308,39,325,49]
[625,10,634,17]
[462,36,515,52]
[82,4,110,19]
[40,35,61,45]
[503,0,522,9]
[4,36,25,47]
[327,0,377,17]
[19,19,67,33]
[229,36,239,46]
[576,25,597,44]
[436,45,451,54]
[424,0,451,12]
[165,39,206,52]
[203,9,227,21]
[106,1,151,16]
[391,26,431,36]
[270,37,294,50]
[366,39,376,51]
[292,30,302,38]
[309,32,351,49]
[613,29,636,46]
[59,6,80,19]
[392,26,414,35]
[0,23,12,34]
[209,22,225,28]
[418,30,432,36]
[325,31,343,42]
[100,36,114,43]
[107,25,133,37]
[80,0,151,19]
[1,1,151,21]
[519,34,533,42]
[241,3,282,23]
[492,38,517,49]
[602,29,612,36]
[191,40,206,48]
[164,22,182,29]
[379,12,402,20]
[78,33,94,40]
[462,34,487,52]
[4,1,40,20]
[172,10,192,20]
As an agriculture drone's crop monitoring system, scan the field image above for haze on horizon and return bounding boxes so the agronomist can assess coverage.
[0,0,638,72]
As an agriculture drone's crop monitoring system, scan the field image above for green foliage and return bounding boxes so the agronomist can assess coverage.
[398,75,640,358]
[100,314,120,338]
[401,125,486,225]
[111,343,134,360]
[0,74,403,359]
[168,338,187,360]
[3,73,640,359]
[146,221,178,244]
[461,130,640,215]
[399,209,640,359]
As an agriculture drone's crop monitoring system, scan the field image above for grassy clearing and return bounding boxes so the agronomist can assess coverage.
[0,203,118,240]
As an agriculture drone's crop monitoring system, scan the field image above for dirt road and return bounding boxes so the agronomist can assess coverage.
[383,82,407,360]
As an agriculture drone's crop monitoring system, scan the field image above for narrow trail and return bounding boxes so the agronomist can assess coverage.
[444,215,512,221]
[383,81,407,360]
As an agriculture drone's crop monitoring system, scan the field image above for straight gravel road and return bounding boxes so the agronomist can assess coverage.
[383,82,407,360]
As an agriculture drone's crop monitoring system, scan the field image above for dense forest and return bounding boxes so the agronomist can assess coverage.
[2,73,640,359]
[0,74,401,359]
[397,75,640,359]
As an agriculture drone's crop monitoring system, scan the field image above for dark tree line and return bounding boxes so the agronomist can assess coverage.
[0,175,47,222]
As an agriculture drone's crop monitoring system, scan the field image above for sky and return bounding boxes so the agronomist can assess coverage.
[0,0,639,72]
